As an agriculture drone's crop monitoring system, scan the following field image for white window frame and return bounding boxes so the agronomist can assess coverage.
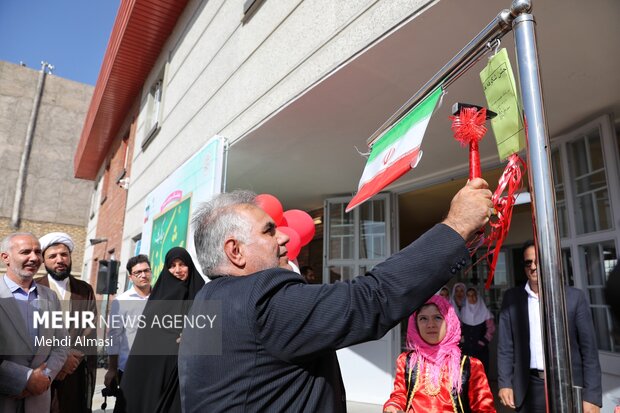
[323,193,397,283]
[551,114,620,372]
[142,66,166,150]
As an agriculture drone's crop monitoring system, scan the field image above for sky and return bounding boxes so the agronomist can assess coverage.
[0,0,121,85]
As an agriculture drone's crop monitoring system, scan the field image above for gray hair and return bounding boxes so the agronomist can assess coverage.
[192,190,257,278]
[1,232,38,253]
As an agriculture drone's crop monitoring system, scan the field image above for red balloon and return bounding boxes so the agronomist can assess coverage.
[279,216,288,227]
[278,226,301,260]
[256,194,283,225]
[282,209,315,246]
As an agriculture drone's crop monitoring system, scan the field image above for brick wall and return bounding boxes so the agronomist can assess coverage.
[89,115,138,291]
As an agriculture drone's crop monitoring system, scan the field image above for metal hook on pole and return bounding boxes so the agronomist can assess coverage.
[486,38,501,58]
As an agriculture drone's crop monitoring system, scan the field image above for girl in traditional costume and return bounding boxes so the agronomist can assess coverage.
[383,295,496,413]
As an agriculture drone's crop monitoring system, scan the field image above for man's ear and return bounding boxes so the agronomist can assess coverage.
[1,252,9,266]
[223,238,245,268]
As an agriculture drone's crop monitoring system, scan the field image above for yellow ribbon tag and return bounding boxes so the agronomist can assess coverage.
[480,48,526,160]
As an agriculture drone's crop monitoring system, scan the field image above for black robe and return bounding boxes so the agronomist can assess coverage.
[117,247,204,413]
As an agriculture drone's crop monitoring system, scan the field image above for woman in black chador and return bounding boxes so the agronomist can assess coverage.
[118,247,204,413]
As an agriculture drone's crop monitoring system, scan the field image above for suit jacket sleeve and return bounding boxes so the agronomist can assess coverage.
[573,289,602,406]
[42,289,69,379]
[0,359,31,395]
[253,223,469,362]
[383,352,408,411]
[497,289,515,389]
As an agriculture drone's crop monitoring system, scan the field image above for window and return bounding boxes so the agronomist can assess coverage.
[567,130,611,234]
[100,162,111,205]
[89,179,101,220]
[580,242,618,352]
[142,71,165,149]
[469,248,513,318]
[324,194,394,284]
[551,114,620,354]
[552,148,569,237]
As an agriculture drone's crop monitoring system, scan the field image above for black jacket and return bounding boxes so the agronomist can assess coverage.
[497,285,602,408]
[179,224,469,412]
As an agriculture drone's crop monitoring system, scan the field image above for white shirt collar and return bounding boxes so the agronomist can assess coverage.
[48,275,70,299]
[525,281,538,299]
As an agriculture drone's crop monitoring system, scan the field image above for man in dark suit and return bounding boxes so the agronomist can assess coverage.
[36,232,98,413]
[497,240,602,412]
[179,179,493,412]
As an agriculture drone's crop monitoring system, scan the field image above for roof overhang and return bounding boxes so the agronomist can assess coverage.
[226,0,620,210]
[74,0,188,180]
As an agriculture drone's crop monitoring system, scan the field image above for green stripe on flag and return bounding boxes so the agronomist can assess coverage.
[368,87,443,162]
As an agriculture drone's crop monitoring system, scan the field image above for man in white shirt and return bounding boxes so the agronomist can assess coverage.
[104,255,152,389]
[498,240,602,413]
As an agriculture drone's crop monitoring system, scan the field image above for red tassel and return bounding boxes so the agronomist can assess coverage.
[450,107,488,179]
[451,107,525,288]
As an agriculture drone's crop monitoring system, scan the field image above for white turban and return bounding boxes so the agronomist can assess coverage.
[39,232,75,253]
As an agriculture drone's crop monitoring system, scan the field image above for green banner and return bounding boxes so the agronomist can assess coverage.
[149,195,192,284]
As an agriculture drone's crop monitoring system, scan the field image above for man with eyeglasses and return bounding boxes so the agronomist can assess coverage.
[498,240,602,413]
[104,255,152,391]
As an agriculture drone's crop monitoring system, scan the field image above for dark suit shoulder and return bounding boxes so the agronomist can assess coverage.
[199,269,305,300]
[565,286,586,300]
[69,276,96,296]
[250,268,306,296]
[501,286,526,304]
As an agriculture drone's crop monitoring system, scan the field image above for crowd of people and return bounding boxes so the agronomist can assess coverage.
[0,177,612,412]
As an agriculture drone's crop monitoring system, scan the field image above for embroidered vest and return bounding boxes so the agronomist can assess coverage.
[404,352,471,413]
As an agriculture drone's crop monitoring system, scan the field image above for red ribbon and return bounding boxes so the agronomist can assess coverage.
[474,154,526,289]
[451,107,526,288]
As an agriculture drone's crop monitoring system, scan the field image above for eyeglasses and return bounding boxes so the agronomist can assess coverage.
[524,260,536,268]
[131,269,151,277]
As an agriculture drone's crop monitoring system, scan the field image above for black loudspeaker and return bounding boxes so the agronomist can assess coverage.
[96,260,119,295]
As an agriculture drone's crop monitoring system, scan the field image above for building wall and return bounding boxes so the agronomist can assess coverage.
[119,0,436,270]
[82,0,620,408]
[0,61,93,278]
[86,112,139,294]
[0,217,87,278]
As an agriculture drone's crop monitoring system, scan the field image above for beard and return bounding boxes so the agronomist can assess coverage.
[46,263,72,281]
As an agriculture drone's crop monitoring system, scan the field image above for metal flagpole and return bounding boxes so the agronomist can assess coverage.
[358,0,576,408]
[367,10,514,146]
[511,1,575,412]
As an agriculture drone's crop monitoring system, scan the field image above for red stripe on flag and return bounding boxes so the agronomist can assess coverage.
[345,149,419,212]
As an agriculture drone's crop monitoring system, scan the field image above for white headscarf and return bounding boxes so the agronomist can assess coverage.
[450,282,467,314]
[39,232,75,253]
[461,288,493,325]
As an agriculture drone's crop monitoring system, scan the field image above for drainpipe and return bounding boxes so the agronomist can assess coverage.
[11,61,53,228]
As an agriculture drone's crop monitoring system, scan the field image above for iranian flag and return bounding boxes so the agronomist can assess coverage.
[346,87,442,212]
